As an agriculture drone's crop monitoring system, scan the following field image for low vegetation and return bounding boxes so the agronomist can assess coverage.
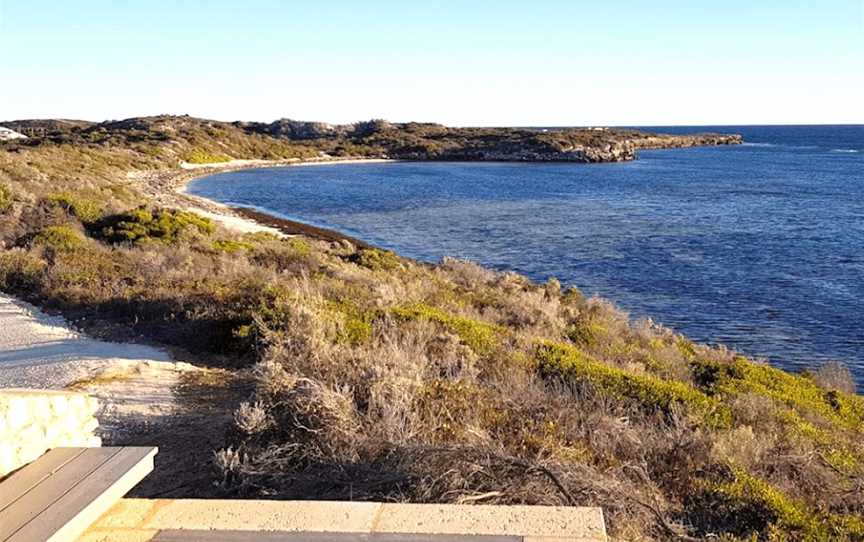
[0,183,11,211]
[32,225,87,252]
[184,148,231,164]
[93,206,215,244]
[0,116,857,540]
[45,192,104,223]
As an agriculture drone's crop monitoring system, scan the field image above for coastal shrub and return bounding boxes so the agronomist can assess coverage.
[287,237,311,257]
[811,361,857,394]
[566,318,606,347]
[351,248,401,271]
[233,401,271,435]
[45,192,103,223]
[0,183,11,211]
[439,256,498,287]
[0,250,46,291]
[692,356,864,431]
[33,225,86,252]
[536,340,732,427]
[696,468,864,541]
[416,379,506,442]
[392,303,505,356]
[94,206,215,244]
[249,237,317,272]
[183,148,231,164]
[212,239,254,253]
[693,356,864,474]
[324,299,375,345]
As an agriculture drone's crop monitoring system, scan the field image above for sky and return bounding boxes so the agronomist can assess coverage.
[0,1,862,126]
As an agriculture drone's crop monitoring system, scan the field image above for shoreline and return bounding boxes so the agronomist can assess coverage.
[229,206,375,249]
[140,156,396,244]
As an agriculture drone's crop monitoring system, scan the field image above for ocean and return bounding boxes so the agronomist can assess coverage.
[187,125,864,385]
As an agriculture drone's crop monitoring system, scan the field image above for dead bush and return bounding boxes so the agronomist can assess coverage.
[811,361,857,394]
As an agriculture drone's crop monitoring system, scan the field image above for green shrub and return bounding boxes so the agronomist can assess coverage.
[287,237,311,257]
[693,357,863,473]
[325,299,375,345]
[566,320,606,346]
[693,357,864,431]
[184,148,231,164]
[536,340,732,427]
[0,184,11,212]
[95,206,214,244]
[33,225,86,252]
[392,303,504,356]
[351,248,401,271]
[212,239,255,253]
[701,468,864,541]
[45,192,103,222]
[0,250,46,291]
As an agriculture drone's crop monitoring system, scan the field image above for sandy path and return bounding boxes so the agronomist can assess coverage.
[0,294,201,439]
[0,294,174,387]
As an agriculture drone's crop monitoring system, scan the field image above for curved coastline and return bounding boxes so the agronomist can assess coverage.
[165,157,398,245]
[230,205,376,249]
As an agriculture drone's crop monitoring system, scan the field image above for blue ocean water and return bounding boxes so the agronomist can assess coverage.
[188,126,864,384]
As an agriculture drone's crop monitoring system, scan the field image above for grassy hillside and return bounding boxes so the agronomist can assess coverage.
[0,117,859,541]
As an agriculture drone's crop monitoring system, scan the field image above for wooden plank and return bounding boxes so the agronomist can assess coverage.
[0,448,87,513]
[0,447,119,541]
[153,531,523,542]
[7,446,156,542]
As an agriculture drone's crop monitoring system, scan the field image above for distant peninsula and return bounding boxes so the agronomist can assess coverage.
[1,115,741,164]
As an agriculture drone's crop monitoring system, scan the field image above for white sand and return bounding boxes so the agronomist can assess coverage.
[190,207,285,237]
[0,294,174,387]
[179,156,394,171]
[179,158,286,170]
[0,294,199,435]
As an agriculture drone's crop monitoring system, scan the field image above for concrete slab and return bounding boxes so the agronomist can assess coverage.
[80,499,607,542]
[374,503,606,540]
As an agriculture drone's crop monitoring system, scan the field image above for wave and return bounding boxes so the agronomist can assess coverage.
[742,143,860,153]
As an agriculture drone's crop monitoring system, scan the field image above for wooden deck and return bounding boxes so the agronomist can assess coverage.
[0,446,156,542]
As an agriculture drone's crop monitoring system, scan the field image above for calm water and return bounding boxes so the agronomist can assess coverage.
[188,126,864,384]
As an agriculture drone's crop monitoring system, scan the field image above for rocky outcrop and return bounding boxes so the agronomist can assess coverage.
[387,132,741,163]
[629,133,744,150]
[233,120,742,163]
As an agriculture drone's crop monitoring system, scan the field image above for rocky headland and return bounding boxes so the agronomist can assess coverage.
[2,115,742,165]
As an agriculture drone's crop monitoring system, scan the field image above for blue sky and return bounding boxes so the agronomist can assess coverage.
[1,1,862,125]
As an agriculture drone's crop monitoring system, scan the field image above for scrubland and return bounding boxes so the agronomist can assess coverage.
[0,117,860,541]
